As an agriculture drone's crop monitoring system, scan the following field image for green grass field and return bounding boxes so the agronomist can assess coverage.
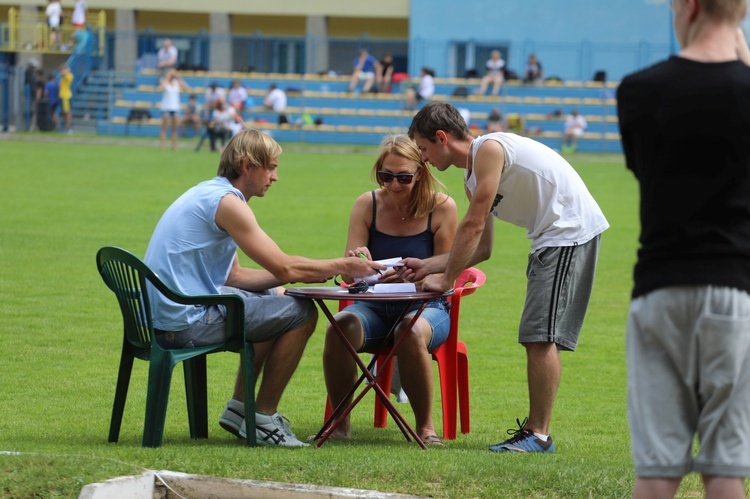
[0,137,710,498]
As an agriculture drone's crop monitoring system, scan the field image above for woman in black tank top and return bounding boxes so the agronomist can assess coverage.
[322,135,458,445]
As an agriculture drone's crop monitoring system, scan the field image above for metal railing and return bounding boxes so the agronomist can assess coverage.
[4,7,105,55]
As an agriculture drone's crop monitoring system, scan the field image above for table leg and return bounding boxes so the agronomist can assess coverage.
[313,298,428,449]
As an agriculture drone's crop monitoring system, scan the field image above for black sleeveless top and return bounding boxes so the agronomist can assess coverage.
[367,191,434,260]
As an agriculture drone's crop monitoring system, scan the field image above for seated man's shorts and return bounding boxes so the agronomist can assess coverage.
[342,299,450,352]
[156,286,316,349]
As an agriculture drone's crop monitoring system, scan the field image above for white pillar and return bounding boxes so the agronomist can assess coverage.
[209,13,231,72]
[114,9,137,72]
[306,16,329,74]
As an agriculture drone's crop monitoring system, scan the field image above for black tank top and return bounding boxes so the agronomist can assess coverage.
[367,190,434,260]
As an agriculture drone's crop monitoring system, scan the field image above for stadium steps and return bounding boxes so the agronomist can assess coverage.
[71,70,136,133]
[100,70,622,153]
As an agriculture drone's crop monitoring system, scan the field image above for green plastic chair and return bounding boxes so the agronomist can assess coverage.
[96,246,256,447]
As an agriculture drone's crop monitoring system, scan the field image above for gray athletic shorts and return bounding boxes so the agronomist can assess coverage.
[518,235,600,350]
[156,286,316,349]
[627,286,750,478]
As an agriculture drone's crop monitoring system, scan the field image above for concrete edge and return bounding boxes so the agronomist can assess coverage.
[79,470,425,499]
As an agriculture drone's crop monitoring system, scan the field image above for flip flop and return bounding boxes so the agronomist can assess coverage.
[421,434,445,447]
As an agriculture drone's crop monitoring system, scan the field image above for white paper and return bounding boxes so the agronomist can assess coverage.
[356,257,405,285]
[376,257,404,267]
[372,283,416,294]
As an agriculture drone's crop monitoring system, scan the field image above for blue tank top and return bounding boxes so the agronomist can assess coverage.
[145,176,242,330]
[367,190,434,260]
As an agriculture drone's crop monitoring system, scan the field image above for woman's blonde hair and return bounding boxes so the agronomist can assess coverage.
[217,128,282,180]
[371,134,447,219]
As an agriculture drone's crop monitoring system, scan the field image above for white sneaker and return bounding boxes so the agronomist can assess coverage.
[240,412,309,447]
[219,402,244,439]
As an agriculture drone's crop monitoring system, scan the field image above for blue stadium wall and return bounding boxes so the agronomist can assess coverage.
[408,0,677,82]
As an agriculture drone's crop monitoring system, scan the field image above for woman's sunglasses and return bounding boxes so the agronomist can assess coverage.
[377,171,416,185]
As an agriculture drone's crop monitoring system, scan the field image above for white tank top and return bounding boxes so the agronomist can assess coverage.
[160,80,181,112]
[465,132,609,251]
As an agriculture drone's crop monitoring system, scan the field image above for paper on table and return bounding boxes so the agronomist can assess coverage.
[372,283,416,293]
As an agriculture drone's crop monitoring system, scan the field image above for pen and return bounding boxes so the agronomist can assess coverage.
[358,252,382,275]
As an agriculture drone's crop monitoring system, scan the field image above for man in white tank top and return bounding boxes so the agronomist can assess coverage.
[404,102,608,453]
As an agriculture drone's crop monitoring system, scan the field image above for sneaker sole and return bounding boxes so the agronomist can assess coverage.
[489,442,555,453]
[219,418,243,439]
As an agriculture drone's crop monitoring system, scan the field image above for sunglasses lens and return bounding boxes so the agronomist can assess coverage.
[378,172,395,183]
[378,171,414,184]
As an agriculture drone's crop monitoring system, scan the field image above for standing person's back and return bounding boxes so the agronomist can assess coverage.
[618,1,750,497]
[620,56,750,296]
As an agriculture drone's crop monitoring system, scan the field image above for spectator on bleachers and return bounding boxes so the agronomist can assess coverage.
[523,54,544,84]
[505,113,524,135]
[180,94,203,137]
[348,48,381,93]
[208,98,241,152]
[204,81,226,114]
[404,67,435,110]
[476,50,506,96]
[71,0,87,31]
[45,0,62,49]
[562,109,587,154]
[158,69,190,152]
[228,79,248,113]
[486,108,504,133]
[263,84,288,124]
[157,39,178,74]
[378,53,395,93]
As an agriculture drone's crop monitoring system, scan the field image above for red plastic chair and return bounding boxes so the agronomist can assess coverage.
[324,267,486,439]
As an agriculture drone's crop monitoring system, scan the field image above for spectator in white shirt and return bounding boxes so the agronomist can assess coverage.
[157,39,178,73]
[263,84,288,124]
[228,80,248,113]
[562,110,587,153]
[45,0,62,48]
[476,50,506,96]
[404,67,435,110]
[204,81,226,114]
[209,98,241,152]
[71,0,87,29]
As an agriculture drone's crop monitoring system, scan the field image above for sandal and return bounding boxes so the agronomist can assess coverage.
[421,434,445,447]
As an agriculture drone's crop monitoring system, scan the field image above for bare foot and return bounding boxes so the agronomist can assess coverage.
[421,434,445,447]
[307,429,351,442]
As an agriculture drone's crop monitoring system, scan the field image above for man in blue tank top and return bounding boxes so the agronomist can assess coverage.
[145,129,383,447]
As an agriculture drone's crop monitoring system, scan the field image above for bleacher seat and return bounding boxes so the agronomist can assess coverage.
[96,69,622,153]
